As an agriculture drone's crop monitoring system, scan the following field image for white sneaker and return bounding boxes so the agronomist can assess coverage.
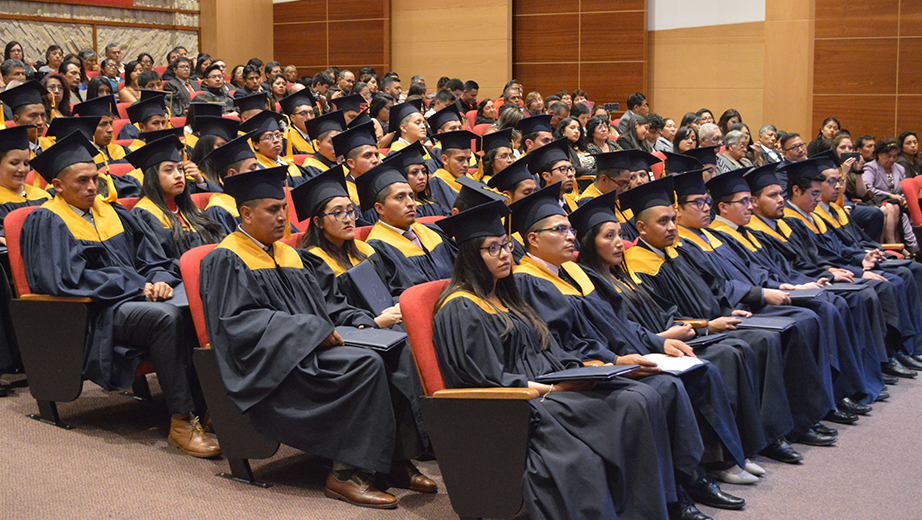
[713,466,758,485]
[744,460,766,476]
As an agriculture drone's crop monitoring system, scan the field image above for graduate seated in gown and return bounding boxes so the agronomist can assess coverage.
[475,127,515,185]
[487,155,539,263]
[278,89,318,154]
[22,132,220,458]
[0,81,52,157]
[182,101,228,151]
[356,161,457,298]
[72,95,133,171]
[431,201,691,520]
[330,120,381,212]
[428,130,479,209]
[199,166,436,510]
[450,174,508,214]
[386,99,440,174]
[124,93,172,151]
[515,113,555,156]
[125,135,225,265]
[239,110,305,187]
[232,91,272,124]
[330,94,365,126]
[300,110,346,177]
[527,138,580,213]
[200,133,261,235]
[381,141,450,222]
[507,183,748,515]
[0,126,51,242]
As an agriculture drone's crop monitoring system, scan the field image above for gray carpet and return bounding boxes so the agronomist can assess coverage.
[2,374,920,519]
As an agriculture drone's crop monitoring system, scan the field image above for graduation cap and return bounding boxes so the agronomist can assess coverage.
[126,96,166,124]
[682,145,720,166]
[192,115,239,142]
[427,103,461,131]
[331,94,365,114]
[305,110,346,141]
[355,160,408,212]
[481,128,514,154]
[744,163,782,194]
[456,175,507,209]
[662,151,704,174]
[238,110,284,137]
[233,91,270,114]
[777,158,825,188]
[508,182,566,237]
[138,127,185,142]
[223,165,288,205]
[706,168,752,200]
[432,130,478,152]
[278,90,315,115]
[672,169,708,199]
[0,81,48,111]
[347,109,372,129]
[382,140,427,171]
[388,99,424,132]
[621,175,675,218]
[290,164,350,222]
[203,131,258,175]
[186,102,225,128]
[138,89,169,102]
[594,149,661,173]
[516,114,553,136]
[0,125,34,153]
[72,95,118,118]
[487,155,534,192]
[812,150,840,172]
[124,135,184,172]
[526,138,570,174]
[30,131,98,184]
[44,116,102,140]
[568,189,619,240]
[332,121,377,158]
[437,200,511,244]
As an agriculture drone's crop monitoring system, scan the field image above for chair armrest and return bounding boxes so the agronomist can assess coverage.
[881,243,904,250]
[433,388,539,400]
[583,360,605,367]
[20,294,93,303]
[675,319,708,328]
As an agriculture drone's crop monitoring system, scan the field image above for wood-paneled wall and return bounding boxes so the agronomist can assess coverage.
[273,0,389,80]
[813,0,922,139]
[512,0,647,116]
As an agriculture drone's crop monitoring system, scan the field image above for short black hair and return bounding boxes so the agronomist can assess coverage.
[779,132,801,150]
[243,64,261,79]
[463,80,479,91]
[138,70,161,86]
[437,76,450,89]
[313,71,334,87]
[446,78,464,91]
[626,92,646,110]
[264,61,280,75]
[407,83,427,97]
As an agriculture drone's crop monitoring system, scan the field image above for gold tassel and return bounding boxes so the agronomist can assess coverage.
[49,92,56,122]
[0,101,5,128]
[283,113,293,159]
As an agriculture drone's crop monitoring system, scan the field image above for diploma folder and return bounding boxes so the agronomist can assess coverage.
[785,288,825,301]
[643,354,706,376]
[880,259,912,268]
[341,259,393,315]
[733,316,795,332]
[685,332,728,348]
[827,283,864,292]
[534,364,639,384]
[334,326,406,352]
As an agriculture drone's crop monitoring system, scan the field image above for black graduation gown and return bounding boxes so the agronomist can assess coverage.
[21,196,181,390]
[433,292,676,520]
[200,232,400,472]
[130,198,212,267]
[203,192,240,236]
[625,240,833,432]
[366,222,457,298]
[514,256,704,482]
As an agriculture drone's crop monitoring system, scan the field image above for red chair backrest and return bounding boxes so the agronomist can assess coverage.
[117,197,140,210]
[472,123,491,136]
[154,66,168,76]
[280,232,305,248]
[116,102,131,120]
[190,192,213,209]
[400,279,450,395]
[112,138,135,147]
[117,81,125,92]
[180,244,220,349]
[290,154,309,165]
[5,206,40,297]
[355,225,373,241]
[379,148,390,155]
[465,110,477,128]
[651,150,666,179]
[100,163,136,177]
[901,177,922,226]
[417,215,445,225]
[112,118,132,137]
[171,116,186,129]
[623,238,635,250]
[86,70,100,79]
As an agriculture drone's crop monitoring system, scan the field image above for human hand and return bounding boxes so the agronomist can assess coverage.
[617,354,662,378]
[320,330,344,348]
[709,316,742,332]
[374,305,403,328]
[664,339,696,358]
[763,288,792,305]
[659,323,696,340]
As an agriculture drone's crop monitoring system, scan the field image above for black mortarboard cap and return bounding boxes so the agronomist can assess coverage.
[331,94,365,114]
[621,175,675,218]
[332,121,377,158]
[233,91,270,114]
[382,140,427,171]
[526,138,570,174]
[238,110,284,136]
[138,127,185,142]
[427,103,461,131]
[437,200,511,244]
[186,101,225,128]
[487,155,534,192]
[347,109,372,129]
[777,158,825,189]
[72,95,118,118]
[278,90,315,115]
[481,128,514,154]
[744,163,782,194]
[388,99,423,132]
[138,89,169,102]
[683,145,720,166]
[355,161,408,212]
[515,114,553,136]
[125,135,183,172]
[568,188,619,240]
[662,151,704,174]
[705,168,750,199]
[0,81,47,111]
[192,115,239,142]
[223,165,288,205]
[456,175,507,208]
[672,169,708,199]
[203,131,258,174]
[432,129,478,152]
[44,116,102,140]
[813,150,840,172]
[508,182,566,237]
[0,125,33,153]
[126,95,166,124]
[305,110,346,141]
[594,149,661,173]
[290,164,350,222]
[30,131,98,183]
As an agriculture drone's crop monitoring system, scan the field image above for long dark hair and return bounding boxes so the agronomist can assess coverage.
[140,163,224,254]
[124,60,142,88]
[301,195,368,271]
[40,73,71,116]
[86,76,112,99]
[436,236,552,350]
[576,221,653,312]
[673,125,698,152]
[555,116,586,152]
[189,134,221,185]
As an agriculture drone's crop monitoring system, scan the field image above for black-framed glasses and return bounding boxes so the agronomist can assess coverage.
[293,110,314,117]
[551,165,576,175]
[259,132,284,142]
[785,142,806,152]
[322,209,357,222]
[534,225,576,236]
[495,153,514,161]
[685,197,712,210]
[480,241,515,257]
[825,177,842,186]
[727,197,755,207]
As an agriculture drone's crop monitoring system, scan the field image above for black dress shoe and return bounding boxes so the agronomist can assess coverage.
[912,354,922,365]
[0,386,7,397]
[813,423,838,436]
[882,373,899,385]
[876,390,890,401]
[685,475,745,510]
[894,351,922,371]
[824,409,859,425]
[669,490,713,520]
[788,427,837,446]
[760,438,803,464]
[838,397,872,415]
[882,359,917,379]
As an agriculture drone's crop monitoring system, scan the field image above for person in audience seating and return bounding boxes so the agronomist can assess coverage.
[201,133,260,234]
[239,110,305,187]
[278,90,317,154]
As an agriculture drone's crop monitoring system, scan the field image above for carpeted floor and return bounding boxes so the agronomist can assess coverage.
[2,374,921,519]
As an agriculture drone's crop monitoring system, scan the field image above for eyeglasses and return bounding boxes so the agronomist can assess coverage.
[293,110,314,118]
[825,178,842,186]
[259,132,284,142]
[551,165,575,175]
[480,241,515,257]
[785,142,806,152]
[176,65,191,70]
[495,153,514,161]
[322,209,357,222]
[726,197,755,208]
[685,197,712,210]
[534,225,576,236]
[206,74,223,80]
[46,84,64,92]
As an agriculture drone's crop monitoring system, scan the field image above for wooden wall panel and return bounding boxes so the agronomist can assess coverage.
[813,39,897,95]
[897,96,922,135]
[898,42,922,95]
[513,63,579,96]
[514,0,577,16]
[580,12,645,60]
[902,3,922,37]
[814,0,898,39]
[812,95,896,139]
[513,15,579,62]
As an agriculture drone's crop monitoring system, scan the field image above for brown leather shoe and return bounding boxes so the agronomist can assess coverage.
[201,412,215,434]
[389,460,438,494]
[168,415,222,458]
[324,471,398,509]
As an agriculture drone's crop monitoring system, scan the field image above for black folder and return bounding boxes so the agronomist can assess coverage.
[827,283,864,292]
[733,316,795,332]
[786,288,824,301]
[880,259,912,268]
[534,364,638,384]
[341,259,392,315]
[685,332,728,348]
[334,326,406,352]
